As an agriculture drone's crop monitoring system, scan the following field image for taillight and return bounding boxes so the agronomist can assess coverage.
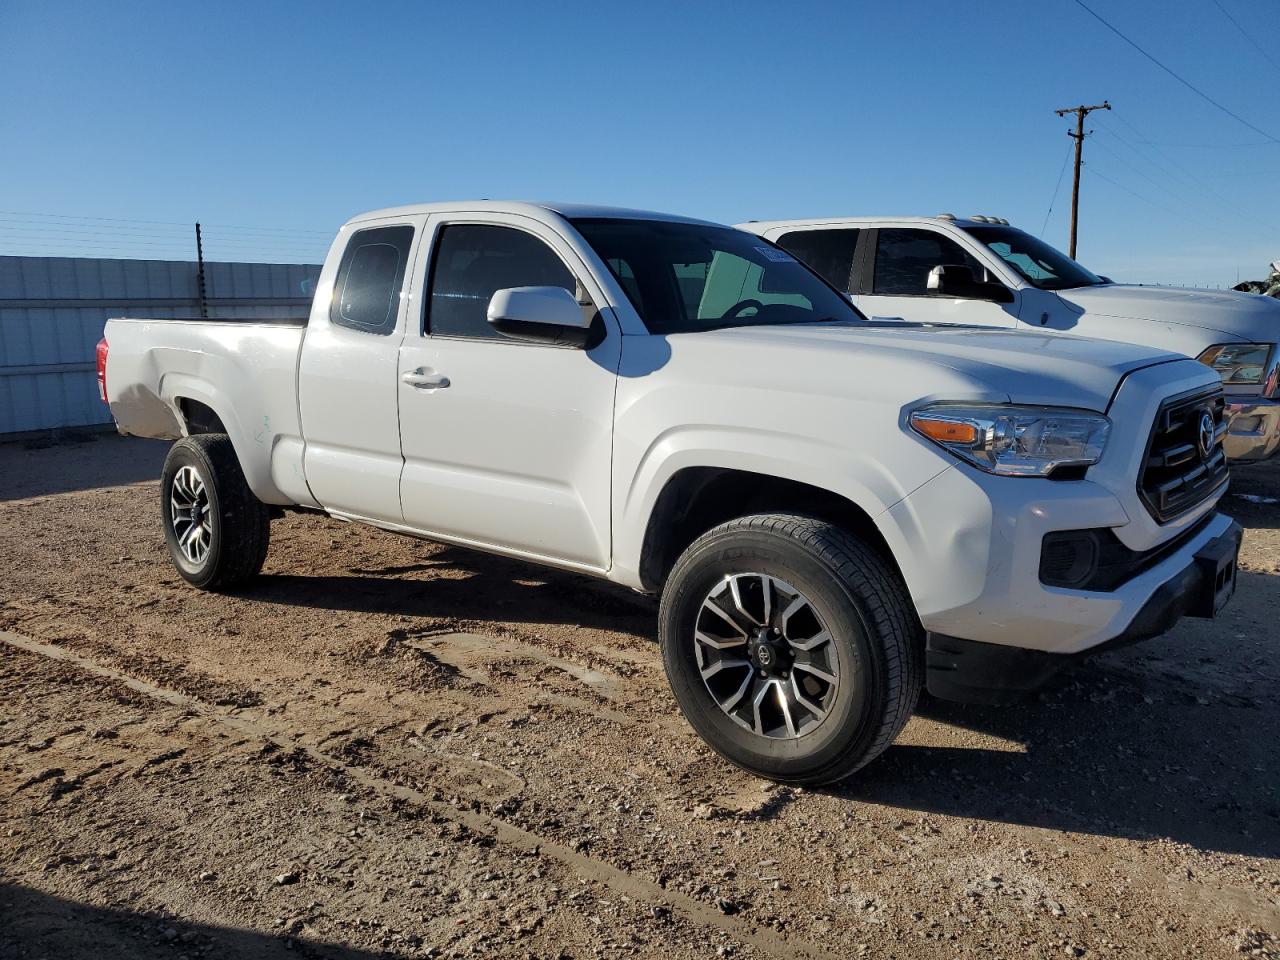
[96,338,109,403]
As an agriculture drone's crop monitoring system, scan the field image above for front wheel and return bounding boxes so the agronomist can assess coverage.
[161,434,270,591]
[659,514,922,785]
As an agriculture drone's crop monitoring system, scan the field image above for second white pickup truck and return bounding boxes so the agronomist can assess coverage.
[742,215,1280,461]
[100,201,1241,784]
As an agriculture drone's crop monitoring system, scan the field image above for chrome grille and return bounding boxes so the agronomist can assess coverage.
[1137,386,1228,523]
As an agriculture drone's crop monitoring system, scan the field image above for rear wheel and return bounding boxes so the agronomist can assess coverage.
[161,434,270,590]
[659,514,922,785]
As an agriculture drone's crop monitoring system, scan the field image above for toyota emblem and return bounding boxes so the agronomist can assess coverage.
[1197,410,1215,459]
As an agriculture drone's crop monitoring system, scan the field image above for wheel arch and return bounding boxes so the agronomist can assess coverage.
[160,373,290,505]
[176,397,228,435]
[635,466,903,595]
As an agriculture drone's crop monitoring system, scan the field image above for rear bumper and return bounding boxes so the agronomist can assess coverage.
[925,519,1243,704]
[1224,397,1280,461]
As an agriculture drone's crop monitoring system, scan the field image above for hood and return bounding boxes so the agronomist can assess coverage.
[698,322,1182,411]
[1060,284,1280,342]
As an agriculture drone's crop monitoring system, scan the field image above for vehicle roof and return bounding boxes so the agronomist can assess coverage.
[346,200,721,228]
[738,216,1011,231]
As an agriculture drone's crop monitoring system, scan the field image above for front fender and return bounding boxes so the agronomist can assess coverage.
[610,423,951,591]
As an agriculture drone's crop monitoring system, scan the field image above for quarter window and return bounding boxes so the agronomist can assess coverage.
[872,228,985,296]
[330,225,414,335]
[426,224,575,340]
[775,229,859,291]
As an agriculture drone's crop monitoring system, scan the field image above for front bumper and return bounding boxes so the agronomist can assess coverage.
[885,460,1234,656]
[1223,397,1280,461]
[925,519,1243,704]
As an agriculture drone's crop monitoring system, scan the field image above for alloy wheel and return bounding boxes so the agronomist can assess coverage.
[694,573,841,739]
[169,465,212,565]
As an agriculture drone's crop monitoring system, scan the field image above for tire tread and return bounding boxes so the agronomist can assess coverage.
[661,513,923,785]
[162,434,270,590]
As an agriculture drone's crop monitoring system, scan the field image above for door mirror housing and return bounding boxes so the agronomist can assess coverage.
[486,286,594,348]
[927,264,1014,304]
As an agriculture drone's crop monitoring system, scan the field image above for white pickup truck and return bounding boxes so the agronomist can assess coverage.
[100,201,1241,785]
[742,215,1280,460]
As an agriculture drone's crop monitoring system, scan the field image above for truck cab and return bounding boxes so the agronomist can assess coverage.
[741,215,1280,460]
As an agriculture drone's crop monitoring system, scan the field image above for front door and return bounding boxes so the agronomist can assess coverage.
[853,227,1018,328]
[396,216,619,570]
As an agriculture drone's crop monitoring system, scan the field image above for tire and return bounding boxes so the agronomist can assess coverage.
[160,434,271,591]
[659,514,922,785]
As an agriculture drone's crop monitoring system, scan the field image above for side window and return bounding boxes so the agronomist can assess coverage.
[775,229,859,291]
[427,224,575,340]
[872,228,984,296]
[330,225,414,335]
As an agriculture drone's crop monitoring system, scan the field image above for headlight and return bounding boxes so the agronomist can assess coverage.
[909,403,1110,476]
[1197,343,1274,385]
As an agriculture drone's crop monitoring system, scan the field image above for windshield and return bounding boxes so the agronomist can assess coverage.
[570,218,866,334]
[963,225,1106,291]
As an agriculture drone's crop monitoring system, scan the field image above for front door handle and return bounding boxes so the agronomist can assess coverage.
[401,368,450,389]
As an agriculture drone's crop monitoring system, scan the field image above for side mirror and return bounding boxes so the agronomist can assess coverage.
[486,286,594,348]
[927,264,1014,304]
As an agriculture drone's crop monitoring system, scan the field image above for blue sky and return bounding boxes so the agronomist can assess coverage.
[1,0,1275,286]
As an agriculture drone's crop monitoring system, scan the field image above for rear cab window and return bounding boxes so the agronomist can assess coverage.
[774,228,860,292]
[330,225,415,335]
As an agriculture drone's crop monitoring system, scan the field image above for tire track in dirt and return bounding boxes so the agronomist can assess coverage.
[1,628,838,960]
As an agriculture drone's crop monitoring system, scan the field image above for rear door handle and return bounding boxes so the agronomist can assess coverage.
[401,368,450,389]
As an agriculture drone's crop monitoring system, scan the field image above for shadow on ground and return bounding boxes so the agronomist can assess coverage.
[1226,458,1280,530]
[838,567,1280,860]
[0,882,403,960]
[253,544,656,637]
[0,434,168,501]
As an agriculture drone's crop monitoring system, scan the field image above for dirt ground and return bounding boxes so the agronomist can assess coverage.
[1,433,1278,960]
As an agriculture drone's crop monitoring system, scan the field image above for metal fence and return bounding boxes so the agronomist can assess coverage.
[0,255,320,435]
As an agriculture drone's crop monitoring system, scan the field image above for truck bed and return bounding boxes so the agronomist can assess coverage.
[102,316,315,507]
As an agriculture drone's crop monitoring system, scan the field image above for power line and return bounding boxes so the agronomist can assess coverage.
[1210,0,1280,78]
[1085,167,1196,224]
[1084,162,1272,249]
[1088,134,1196,205]
[1040,142,1074,237]
[1100,112,1278,236]
[1071,0,1280,144]
[0,242,321,264]
[1122,138,1277,148]
[1086,133,1267,240]
[1085,159,1273,247]
[0,209,333,236]
[0,223,325,246]
[0,231,324,255]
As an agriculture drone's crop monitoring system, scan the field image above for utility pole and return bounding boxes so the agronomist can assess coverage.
[1054,100,1110,259]
[194,222,208,319]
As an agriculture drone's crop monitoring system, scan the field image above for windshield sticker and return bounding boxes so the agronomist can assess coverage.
[755,246,795,263]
